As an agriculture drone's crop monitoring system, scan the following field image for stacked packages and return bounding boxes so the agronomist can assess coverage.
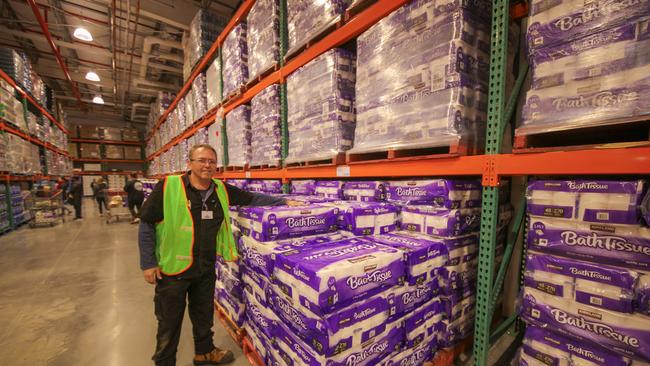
[183,10,228,81]
[351,0,491,155]
[226,105,251,168]
[517,1,650,136]
[286,49,356,164]
[518,179,650,365]
[247,0,280,80]
[250,84,281,167]
[206,58,221,110]
[222,23,249,98]
[287,0,352,56]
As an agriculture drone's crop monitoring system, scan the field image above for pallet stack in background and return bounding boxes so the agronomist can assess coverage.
[0,183,10,233]
[517,179,650,365]
[214,178,512,365]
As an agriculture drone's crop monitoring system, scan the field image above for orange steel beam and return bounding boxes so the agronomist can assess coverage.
[496,147,650,176]
[1,120,70,157]
[70,138,143,146]
[147,0,257,142]
[0,69,69,135]
[73,158,145,163]
[146,109,218,160]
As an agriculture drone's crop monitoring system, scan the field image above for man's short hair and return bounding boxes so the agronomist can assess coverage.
[189,144,217,160]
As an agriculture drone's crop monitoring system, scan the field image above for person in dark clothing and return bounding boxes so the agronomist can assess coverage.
[124,173,145,224]
[94,178,108,214]
[68,177,83,220]
[138,144,299,366]
[57,177,72,215]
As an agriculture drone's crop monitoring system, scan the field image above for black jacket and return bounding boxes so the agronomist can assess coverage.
[69,181,83,204]
[138,173,286,278]
[124,179,145,204]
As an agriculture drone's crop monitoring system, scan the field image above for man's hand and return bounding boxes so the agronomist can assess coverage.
[143,267,162,284]
[285,200,305,206]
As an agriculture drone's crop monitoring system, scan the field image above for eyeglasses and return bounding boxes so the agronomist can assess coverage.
[190,158,217,166]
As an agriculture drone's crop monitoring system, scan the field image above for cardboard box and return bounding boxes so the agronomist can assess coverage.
[122,129,140,142]
[79,143,101,158]
[102,127,122,141]
[68,143,78,158]
[104,145,125,159]
[124,146,142,160]
[79,126,100,139]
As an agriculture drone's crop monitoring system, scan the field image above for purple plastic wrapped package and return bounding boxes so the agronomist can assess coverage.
[287,0,352,56]
[244,320,272,362]
[291,180,316,195]
[237,204,338,242]
[385,179,482,208]
[368,231,449,286]
[206,58,221,109]
[268,284,402,357]
[521,325,632,366]
[216,259,243,300]
[380,338,436,366]
[524,253,650,314]
[244,288,279,339]
[314,180,346,199]
[223,22,249,98]
[435,312,475,348]
[402,296,444,349]
[527,217,650,271]
[327,201,399,236]
[286,49,356,164]
[527,180,648,225]
[526,0,650,53]
[273,237,405,314]
[227,179,248,190]
[226,104,251,167]
[342,181,386,202]
[191,72,208,119]
[401,205,481,237]
[273,317,403,366]
[247,179,282,194]
[214,287,246,327]
[250,84,281,166]
[352,1,491,154]
[183,10,228,78]
[521,287,650,362]
[247,0,280,81]
[277,194,337,204]
[238,231,351,277]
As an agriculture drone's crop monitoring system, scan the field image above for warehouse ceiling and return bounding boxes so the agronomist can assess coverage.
[0,0,239,126]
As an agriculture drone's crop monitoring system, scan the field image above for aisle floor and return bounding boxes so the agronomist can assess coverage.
[0,199,247,366]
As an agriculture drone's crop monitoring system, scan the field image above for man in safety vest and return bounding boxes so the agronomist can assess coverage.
[138,144,294,366]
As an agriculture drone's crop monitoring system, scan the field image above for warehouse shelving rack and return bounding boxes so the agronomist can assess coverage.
[144,1,650,365]
[70,138,143,146]
[73,158,145,164]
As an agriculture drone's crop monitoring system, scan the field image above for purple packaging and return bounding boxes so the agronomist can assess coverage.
[273,317,403,366]
[247,179,283,194]
[214,287,246,327]
[523,325,631,366]
[435,313,475,348]
[404,297,444,349]
[521,287,650,362]
[245,320,272,361]
[368,231,449,285]
[441,289,475,321]
[401,205,482,237]
[527,216,650,271]
[385,179,482,208]
[227,179,248,190]
[526,0,650,53]
[243,288,278,339]
[273,237,406,314]
[291,180,316,195]
[342,181,386,202]
[314,180,346,200]
[216,261,243,300]
[267,285,400,357]
[242,267,271,306]
[525,253,641,313]
[379,338,436,366]
[394,283,436,315]
[237,204,339,242]
[527,180,647,225]
[329,201,399,236]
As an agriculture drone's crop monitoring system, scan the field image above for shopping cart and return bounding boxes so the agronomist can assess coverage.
[105,190,132,224]
[29,190,65,228]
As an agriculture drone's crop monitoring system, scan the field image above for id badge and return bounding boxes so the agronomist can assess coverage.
[201,210,213,220]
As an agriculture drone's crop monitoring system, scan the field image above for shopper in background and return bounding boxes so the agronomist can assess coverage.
[93,178,108,215]
[124,173,145,224]
[57,177,72,215]
[68,177,83,220]
[138,144,300,366]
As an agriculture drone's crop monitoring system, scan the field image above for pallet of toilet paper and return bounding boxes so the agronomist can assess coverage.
[518,179,650,365]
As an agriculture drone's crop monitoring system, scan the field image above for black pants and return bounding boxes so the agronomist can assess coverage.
[73,200,82,218]
[96,197,107,214]
[128,200,143,219]
[153,274,216,366]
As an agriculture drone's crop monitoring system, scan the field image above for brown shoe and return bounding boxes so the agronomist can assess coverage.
[193,347,234,365]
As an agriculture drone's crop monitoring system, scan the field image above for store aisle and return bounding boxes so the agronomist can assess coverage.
[0,199,247,366]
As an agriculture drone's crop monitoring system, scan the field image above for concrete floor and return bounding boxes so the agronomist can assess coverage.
[0,199,247,366]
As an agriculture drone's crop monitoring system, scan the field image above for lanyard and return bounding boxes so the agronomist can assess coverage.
[200,183,214,210]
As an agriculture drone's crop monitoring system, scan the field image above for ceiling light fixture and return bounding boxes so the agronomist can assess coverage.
[85,71,100,82]
[73,27,93,42]
[92,95,104,105]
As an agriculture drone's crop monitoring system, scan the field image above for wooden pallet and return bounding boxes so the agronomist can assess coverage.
[285,16,345,60]
[214,301,245,344]
[346,141,473,164]
[224,85,246,103]
[344,0,376,21]
[225,165,248,172]
[246,63,280,88]
[241,336,265,366]
[514,119,650,153]
[427,337,473,366]
[248,164,280,170]
[285,152,346,168]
